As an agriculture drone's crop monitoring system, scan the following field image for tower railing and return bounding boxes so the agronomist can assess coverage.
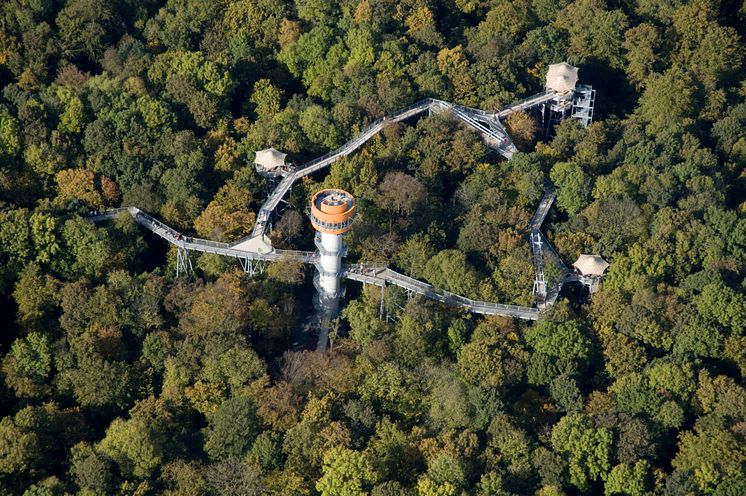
[314,232,347,257]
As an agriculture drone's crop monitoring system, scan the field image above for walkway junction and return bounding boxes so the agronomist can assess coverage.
[89,63,601,343]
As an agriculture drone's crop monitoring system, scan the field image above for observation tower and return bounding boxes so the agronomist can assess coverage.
[309,189,356,321]
[254,147,290,178]
[540,62,595,138]
[572,254,609,294]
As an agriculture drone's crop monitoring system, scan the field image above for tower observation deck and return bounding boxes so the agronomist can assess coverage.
[310,189,356,324]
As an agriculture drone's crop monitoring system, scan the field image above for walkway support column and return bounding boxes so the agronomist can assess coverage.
[176,244,192,278]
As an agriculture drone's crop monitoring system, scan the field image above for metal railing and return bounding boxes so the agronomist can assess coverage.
[247,96,529,239]
[343,272,386,287]
[496,90,558,118]
[87,208,316,263]
[343,263,539,320]
[84,87,590,322]
[295,99,434,178]
[310,213,355,232]
[89,207,543,320]
[528,187,556,232]
[315,232,347,257]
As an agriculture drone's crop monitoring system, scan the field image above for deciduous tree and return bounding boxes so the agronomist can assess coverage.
[316,447,379,496]
[551,413,613,491]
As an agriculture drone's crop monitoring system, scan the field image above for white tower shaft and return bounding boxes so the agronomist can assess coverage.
[316,232,343,300]
[309,189,356,350]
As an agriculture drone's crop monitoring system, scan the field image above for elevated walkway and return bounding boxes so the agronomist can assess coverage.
[343,264,540,320]
[88,207,316,263]
[497,90,559,119]
[529,186,556,231]
[240,95,538,242]
[526,188,571,308]
[87,86,585,322]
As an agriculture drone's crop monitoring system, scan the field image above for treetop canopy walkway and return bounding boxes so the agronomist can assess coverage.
[89,82,584,321]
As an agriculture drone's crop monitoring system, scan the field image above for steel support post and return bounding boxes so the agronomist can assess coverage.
[379,284,385,321]
[240,258,265,278]
[176,245,192,278]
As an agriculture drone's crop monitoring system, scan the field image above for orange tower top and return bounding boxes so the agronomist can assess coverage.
[310,189,356,235]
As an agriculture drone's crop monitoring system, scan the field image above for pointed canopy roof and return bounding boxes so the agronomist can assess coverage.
[573,254,609,276]
[546,62,579,94]
[255,148,287,170]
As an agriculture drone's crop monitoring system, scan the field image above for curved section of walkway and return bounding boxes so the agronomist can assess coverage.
[87,90,570,322]
[237,93,557,243]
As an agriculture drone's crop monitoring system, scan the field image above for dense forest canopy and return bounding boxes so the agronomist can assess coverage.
[0,0,745,495]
